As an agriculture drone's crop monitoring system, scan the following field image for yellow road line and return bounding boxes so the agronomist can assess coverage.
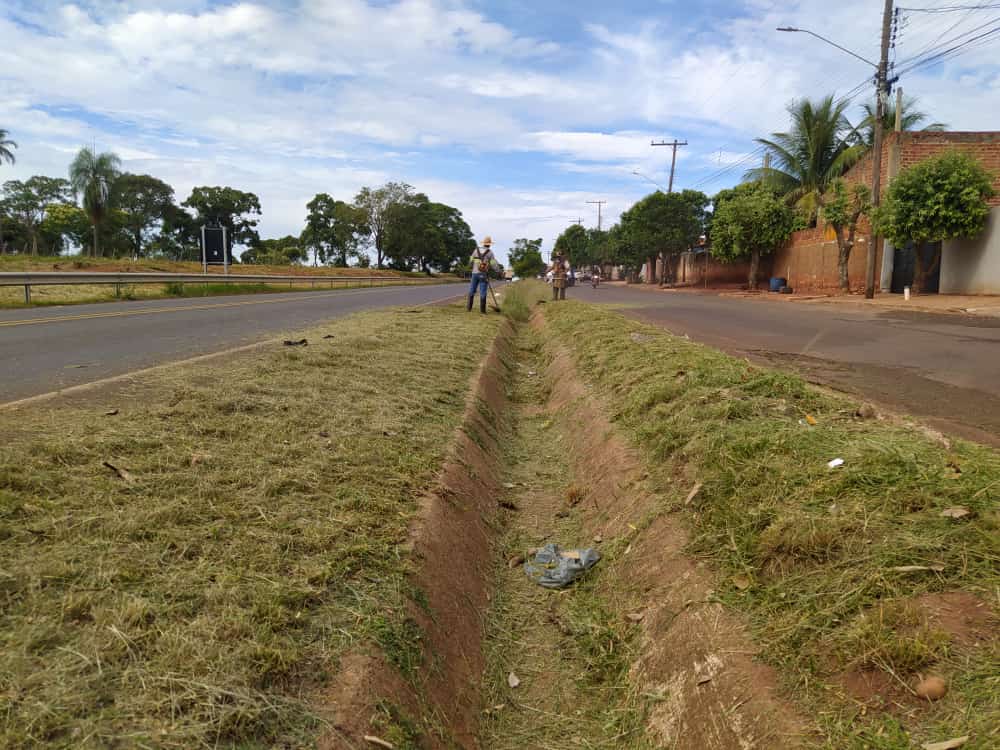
[0,286,441,328]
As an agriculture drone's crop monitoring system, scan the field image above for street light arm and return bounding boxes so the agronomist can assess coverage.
[776,27,878,68]
[632,170,666,191]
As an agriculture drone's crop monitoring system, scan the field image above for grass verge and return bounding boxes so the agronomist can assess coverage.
[0,304,499,748]
[498,280,550,322]
[0,278,456,309]
[541,301,999,749]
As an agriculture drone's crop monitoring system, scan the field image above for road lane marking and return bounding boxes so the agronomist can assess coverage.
[0,285,458,328]
[0,290,465,409]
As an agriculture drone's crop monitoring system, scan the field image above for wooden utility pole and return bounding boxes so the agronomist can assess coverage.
[586,200,607,230]
[651,139,688,193]
[865,0,894,300]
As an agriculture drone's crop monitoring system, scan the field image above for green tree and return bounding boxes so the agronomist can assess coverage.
[40,203,91,254]
[114,174,175,260]
[182,186,262,256]
[242,235,307,265]
[508,238,545,278]
[858,95,946,146]
[821,179,870,292]
[711,183,795,289]
[618,190,709,286]
[69,147,122,257]
[383,195,474,273]
[873,150,995,293]
[747,95,865,222]
[0,129,17,167]
[0,176,74,254]
[553,223,589,266]
[302,193,369,267]
[151,204,199,261]
[353,182,416,268]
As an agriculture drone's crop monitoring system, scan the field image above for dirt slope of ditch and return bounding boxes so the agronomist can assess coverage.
[525,314,806,748]
[320,323,514,749]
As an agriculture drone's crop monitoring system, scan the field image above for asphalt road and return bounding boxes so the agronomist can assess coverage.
[572,284,1000,445]
[0,283,465,403]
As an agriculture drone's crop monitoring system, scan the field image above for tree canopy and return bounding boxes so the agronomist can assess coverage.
[115,173,175,259]
[508,238,545,278]
[620,189,708,284]
[182,186,262,253]
[553,224,589,265]
[354,182,416,269]
[383,194,475,273]
[302,194,369,267]
[0,176,74,255]
[873,150,995,291]
[711,182,795,289]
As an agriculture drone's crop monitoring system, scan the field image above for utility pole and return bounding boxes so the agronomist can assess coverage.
[586,200,607,230]
[651,139,688,193]
[865,0,894,300]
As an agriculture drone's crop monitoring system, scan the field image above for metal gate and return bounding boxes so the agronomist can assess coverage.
[890,241,941,293]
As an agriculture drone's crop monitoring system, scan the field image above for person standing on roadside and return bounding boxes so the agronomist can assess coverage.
[468,236,496,314]
[550,250,569,301]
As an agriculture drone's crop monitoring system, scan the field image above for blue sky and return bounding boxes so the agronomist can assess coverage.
[2,0,998,262]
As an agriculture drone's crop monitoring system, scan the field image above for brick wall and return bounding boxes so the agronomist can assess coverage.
[770,131,1000,293]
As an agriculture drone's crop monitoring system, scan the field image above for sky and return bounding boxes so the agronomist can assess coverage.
[1,0,999,264]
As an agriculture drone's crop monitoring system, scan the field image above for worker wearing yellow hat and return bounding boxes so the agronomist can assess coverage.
[468,236,497,314]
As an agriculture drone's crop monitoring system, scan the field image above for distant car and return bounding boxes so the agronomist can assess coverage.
[511,276,521,282]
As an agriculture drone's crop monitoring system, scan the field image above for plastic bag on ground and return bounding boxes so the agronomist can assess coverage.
[524,543,601,589]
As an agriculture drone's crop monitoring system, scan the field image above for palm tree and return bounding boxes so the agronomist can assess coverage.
[0,130,16,253]
[0,129,16,166]
[69,147,121,257]
[745,95,866,222]
[858,95,946,145]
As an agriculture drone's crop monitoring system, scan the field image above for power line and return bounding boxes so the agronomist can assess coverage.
[650,139,688,193]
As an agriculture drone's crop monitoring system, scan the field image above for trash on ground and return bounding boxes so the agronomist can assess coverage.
[626,612,645,622]
[363,736,395,749]
[696,675,712,685]
[524,544,601,589]
[685,482,703,505]
[103,461,136,485]
[891,564,946,573]
[922,737,969,750]
[507,672,521,689]
[283,338,308,346]
[322,334,335,339]
[503,482,517,489]
[190,452,211,466]
[804,414,817,426]
[104,408,119,416]
[827,458,845,469]
[940,507,971,519]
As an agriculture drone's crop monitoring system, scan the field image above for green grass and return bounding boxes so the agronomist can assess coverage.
[540,301,1000,749]
[0,305,499,748]
[498,279,550,322]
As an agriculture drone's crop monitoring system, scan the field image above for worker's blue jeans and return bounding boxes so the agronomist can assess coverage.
[469,273,488,298]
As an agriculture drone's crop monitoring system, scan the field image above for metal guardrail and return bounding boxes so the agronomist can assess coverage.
[0,271,441,304]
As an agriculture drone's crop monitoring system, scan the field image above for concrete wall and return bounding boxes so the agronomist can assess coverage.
[940,206,1000,294]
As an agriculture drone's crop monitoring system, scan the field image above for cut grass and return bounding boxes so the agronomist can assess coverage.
[541,301,1000,749]
[0,304,499,748]
[498,279,550,322]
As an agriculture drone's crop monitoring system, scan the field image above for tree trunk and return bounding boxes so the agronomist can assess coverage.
[31,228,38,256]
[748,249,760,290]
[834,226,852,293]
[92,224,100,258]
[913,245,942,294]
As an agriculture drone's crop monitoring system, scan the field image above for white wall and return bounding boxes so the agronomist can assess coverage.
[940,206,1000,295]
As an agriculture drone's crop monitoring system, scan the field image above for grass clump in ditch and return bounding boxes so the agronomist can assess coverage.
[0,305,498,748]
[541,301,1000,748]
[499,279,550,322]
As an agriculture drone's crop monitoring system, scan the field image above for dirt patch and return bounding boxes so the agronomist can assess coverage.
[535,315,807,748]
[320,323,513,749]
[917,592,997,647]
